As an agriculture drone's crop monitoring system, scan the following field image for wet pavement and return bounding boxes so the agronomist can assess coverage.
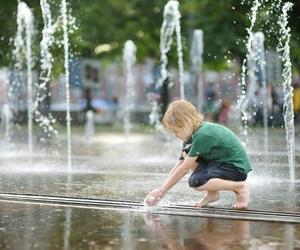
[0,129,300,249]
[1,201,300,249]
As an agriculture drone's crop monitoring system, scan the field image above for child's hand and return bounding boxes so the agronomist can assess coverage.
[143,189,165,207]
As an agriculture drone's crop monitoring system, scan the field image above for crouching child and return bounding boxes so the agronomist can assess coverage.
[144,100,252,209]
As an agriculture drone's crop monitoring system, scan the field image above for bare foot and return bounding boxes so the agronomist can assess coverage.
[233,182,249,209]
[195,191,220,208]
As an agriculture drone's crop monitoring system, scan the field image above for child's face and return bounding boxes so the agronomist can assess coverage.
[171,125,193,141]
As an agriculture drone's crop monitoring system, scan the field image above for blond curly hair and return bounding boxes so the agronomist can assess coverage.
[162,100,203,132]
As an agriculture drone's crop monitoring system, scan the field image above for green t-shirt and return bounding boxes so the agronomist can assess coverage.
[180,122,252,173]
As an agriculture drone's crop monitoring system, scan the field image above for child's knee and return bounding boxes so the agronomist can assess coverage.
[188,175,208,187]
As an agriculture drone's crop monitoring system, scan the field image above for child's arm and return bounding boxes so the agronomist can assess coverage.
[168,150,190,177]
[144,156,198,206]
[168,160,183,177]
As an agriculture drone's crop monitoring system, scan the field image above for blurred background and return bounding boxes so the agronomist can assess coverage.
[0,0,299,142]
[0,2,300,249]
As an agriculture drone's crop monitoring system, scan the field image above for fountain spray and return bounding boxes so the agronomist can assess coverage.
[123,40,137,140]
[2,104,12,144]
[36,0,58,143]
[158,0,184,98]
[254,32,269,154]
[14,2,34,154]
[190,29,204,111]
[61,0,72,170]
[150,0,184,132]
[238,0,261,140]
[277,2,295,181]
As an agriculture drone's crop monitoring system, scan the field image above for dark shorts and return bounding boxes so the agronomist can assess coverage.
[188,161,247,188]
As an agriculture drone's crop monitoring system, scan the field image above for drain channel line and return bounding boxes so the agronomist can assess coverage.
[0,192,299,223]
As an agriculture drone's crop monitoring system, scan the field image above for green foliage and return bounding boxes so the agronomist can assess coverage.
[0,2,17,66]
[0,0,299,73]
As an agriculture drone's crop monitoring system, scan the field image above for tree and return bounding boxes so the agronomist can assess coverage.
[0,0,299,72]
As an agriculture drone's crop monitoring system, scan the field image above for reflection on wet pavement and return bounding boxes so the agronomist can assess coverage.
[1,201,300,249]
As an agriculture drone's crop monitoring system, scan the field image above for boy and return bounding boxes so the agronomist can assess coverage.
[144,100,251,209]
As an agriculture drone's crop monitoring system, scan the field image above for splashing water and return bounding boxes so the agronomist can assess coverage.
[238,0,261,140]
[157,0,176,88]
[35,0,58,143]
[254,32,269,153]
[14,2,34,154]
[189,29,204,111]
[123,40,136,140]
[150,0,184,131]
[157,0,184,98]
[84,110,95,144]
[148,94,163,131]
[276,2,295,181]
[149,100,165,133]
[61,0,72,170]
[240,35,257,127]
[175,6,184,100]
[1,104,12,144]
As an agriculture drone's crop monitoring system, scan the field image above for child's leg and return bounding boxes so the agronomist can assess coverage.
[195,190,220,208]
[193,178,249,209]
[188,161,249,209]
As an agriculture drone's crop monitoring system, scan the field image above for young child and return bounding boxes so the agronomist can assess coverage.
[144,100,252,209]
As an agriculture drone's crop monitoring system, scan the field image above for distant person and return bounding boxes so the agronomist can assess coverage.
[203,82,218,121]
[205,82,217,101]
[144,100,252,209]
[253,88,264,125]
[217,97,231,124]
[111,96,119,122]
[83,87,96,112]
[270,85,284,127]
